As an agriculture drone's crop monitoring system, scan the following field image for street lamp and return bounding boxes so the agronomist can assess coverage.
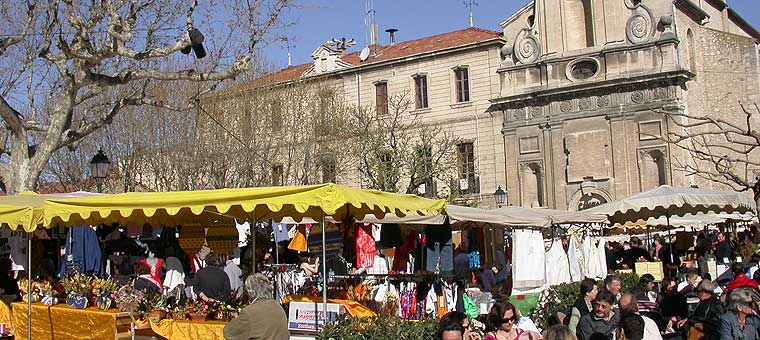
[89,148,111,193]
[494,185,507,208]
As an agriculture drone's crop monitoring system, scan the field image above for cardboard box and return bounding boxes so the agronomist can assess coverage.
[288,302,347,332]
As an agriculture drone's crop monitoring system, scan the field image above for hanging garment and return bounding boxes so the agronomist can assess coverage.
[141,224,156,240]
[367,255,388,275]
[127,222,141,237]
[288,225,308,252]
[584,237,601,279]
[425,224,454,273]
[9,232,27,272]
[379,224,402,248]
[595,239,609,279]
[392,233,418,273]
[235,221,251,247]
[355,224,376,269]
[206,225,239,254]
[139,257,164,284]
[545,239,571,286]
[272,222,290,243]
[178,225,206,254]
[60,225,103,276]
[567,234,583,282]
[512,229,546,289]
[468,251,481,269]
[189,253,206,273]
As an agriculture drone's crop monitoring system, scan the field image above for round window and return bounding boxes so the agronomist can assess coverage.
[569,59,599,81]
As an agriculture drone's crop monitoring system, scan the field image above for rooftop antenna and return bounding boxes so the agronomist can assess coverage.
[464,0,478,28]
[282,37,292,67]
[365,0,379,46]
[330,37,356,51]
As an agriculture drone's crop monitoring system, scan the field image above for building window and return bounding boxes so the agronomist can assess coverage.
[416,144,435,197]
[413,74,429,109]
[456,142,477,193]
[271,165,283,186]
[454,67,470,103]
[375,82,388,115]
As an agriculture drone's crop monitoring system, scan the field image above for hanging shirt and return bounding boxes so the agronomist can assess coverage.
[568,234,583,282]
[545,239,571,286]
[272,222,290,243]
[60,226,102,276]
[139,258,164,285]
[355,224,376,269]
[595,239,609,279]
[9,232,27,272]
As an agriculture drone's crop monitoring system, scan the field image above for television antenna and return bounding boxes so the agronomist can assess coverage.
[330,37,356,51]
[464,0,478,28]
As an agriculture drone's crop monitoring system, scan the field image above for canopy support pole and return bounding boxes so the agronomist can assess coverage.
[321,212,328,327]
[27,231,31,340]
[274,220,280,302]
[252,213,256,274]
[667,214,673,263]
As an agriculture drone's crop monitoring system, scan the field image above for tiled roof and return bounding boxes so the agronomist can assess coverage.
[212,27,502,97]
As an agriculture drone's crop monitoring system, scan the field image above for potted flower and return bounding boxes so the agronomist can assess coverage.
[169,306,187,320]
[144,293,168,323]
[18,279,40,303]
[38,280,59,306]
[91,277,118,310]
[61,273,91,309]
[185,299,215,323]
[112,285,146,313]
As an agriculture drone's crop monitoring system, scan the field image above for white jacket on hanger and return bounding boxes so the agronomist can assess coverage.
[584,236,600,279]
[545,239,572,285]
[568,234,583,282]
[595,239,609,279]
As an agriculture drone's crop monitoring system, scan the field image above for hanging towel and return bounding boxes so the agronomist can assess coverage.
[545,239,571,285]
[512,229,546,289]
[60,225,102,276]
[568,234,583,282]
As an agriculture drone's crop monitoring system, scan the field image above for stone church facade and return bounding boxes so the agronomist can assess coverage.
[208,0,759,211]
[489,0,760,210]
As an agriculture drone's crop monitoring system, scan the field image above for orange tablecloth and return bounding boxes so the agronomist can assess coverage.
[0,301,11,328]
[136,319,226,340]
[11,303,125,340]
[282,295,376,318]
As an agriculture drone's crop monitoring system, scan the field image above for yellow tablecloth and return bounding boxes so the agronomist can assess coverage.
[11,303,122,340]
[0,301,11,328]
[136,319,226,340]
[282,295,376,318]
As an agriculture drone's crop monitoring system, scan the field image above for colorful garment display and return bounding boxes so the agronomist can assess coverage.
[288,225,308,252]
[355,224,376,269]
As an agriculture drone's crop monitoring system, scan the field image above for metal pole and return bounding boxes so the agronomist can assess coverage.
[322,213,328,326]
[251,215,256,274]
[274,221,280,302]
[27,231,32,340]
[667,215,674,264]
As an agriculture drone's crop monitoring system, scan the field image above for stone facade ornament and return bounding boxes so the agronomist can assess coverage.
[597,95,610,108]
[624,0,656,45]
[500,44,515,68]
[578,97,592,111]
[560,100,573,113]
[513,25,541,65]
[659,15,677,41]
[529,104,543,118]
[631,91,644,103]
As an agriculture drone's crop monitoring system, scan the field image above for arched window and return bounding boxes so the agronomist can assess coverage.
[565,0,594,50]
[520,162,544,207]
[640,149,668,190]
[686,29,697,72]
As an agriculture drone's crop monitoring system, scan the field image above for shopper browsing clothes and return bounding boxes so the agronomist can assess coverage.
[194,253,231,301]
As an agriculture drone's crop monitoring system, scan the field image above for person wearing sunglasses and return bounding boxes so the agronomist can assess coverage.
[719,288,760,340]
[485,301,522,340]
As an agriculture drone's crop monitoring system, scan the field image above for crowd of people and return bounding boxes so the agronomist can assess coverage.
[436,227,760,340]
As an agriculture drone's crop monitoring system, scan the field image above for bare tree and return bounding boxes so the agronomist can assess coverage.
[352,91,460,196]
[0,0,291,194]
[662,102,760,199]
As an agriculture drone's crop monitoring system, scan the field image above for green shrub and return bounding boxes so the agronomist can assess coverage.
[528,272,640,332]
[317,315,438,340]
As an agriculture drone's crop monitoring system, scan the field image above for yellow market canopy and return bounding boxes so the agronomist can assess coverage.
[42,184,447,227]
[0,191,103,232]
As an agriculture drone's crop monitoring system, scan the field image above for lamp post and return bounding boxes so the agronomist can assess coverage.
[89,148,111,193]
[494,185,507,208]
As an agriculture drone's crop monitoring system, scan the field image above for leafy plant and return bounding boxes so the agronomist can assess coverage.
[61,272,91,299]
[90,277,118,297]
[112,285,147,313]
[317,315,438,340]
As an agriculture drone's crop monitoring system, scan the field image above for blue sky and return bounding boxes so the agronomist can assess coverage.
[262,0,760,69]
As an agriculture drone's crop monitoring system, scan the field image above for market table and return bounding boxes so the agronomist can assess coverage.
[11,303,141,340]
[136,319,226,340]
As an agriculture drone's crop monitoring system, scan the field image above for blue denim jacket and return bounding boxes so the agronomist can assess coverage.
[720,313,760,340]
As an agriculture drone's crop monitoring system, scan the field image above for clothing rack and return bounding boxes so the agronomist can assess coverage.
[330,272,453,281]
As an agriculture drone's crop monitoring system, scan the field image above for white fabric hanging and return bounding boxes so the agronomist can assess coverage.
[584,237,600,279]
[512,229,546,289]
[568,234,583,282]
[545,239,572,285]
[595,239,609,279]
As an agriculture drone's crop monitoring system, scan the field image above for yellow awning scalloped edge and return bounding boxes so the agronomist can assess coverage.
[42,184,447,227]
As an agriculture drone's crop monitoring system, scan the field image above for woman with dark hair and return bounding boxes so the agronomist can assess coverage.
[194,253,231,301]
[658,277,688,332]
[439,311,483,340]
[632,274,657,313]
[567,278,598,334]
[133,262,161,294]
[485,301,522,340]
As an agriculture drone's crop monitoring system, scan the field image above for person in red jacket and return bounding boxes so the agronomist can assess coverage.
[726,262,759,294]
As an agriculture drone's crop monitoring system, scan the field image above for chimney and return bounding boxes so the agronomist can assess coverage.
[386,28,398,45]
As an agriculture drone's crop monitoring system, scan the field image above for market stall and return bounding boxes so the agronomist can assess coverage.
[0,184,445,338]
